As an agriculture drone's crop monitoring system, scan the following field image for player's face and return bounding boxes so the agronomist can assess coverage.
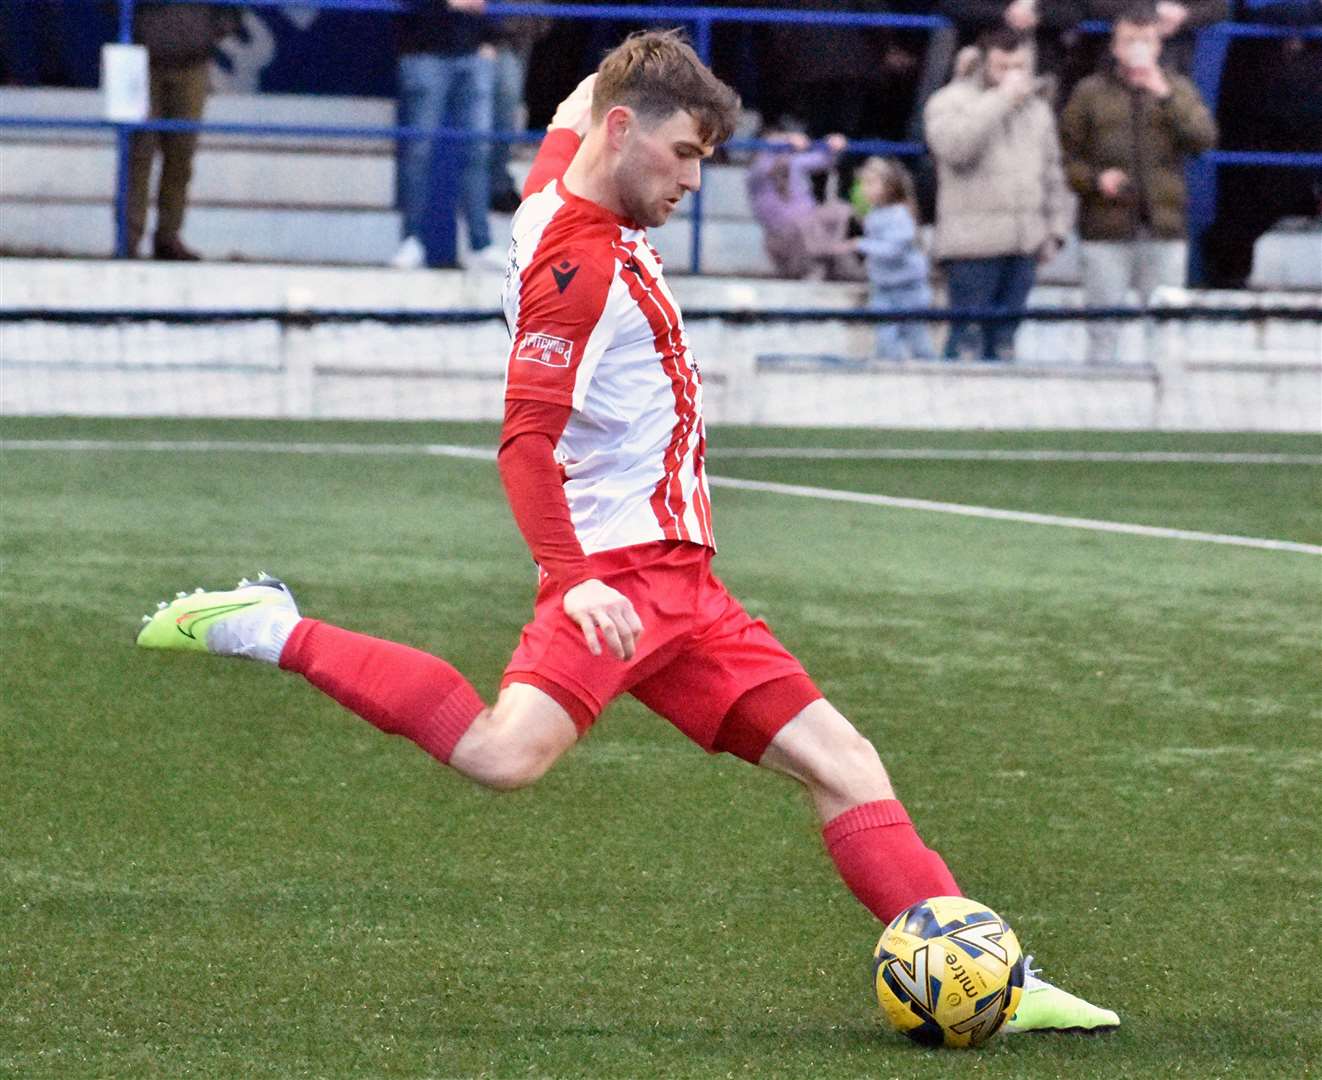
[616,109,713,228]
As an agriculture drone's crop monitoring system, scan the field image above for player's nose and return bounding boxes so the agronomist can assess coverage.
[679,159,702,192]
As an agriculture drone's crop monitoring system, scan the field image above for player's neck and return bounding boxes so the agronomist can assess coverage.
[561,129,631,221]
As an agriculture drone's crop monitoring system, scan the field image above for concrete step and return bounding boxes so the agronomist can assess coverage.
[1,141,395,208]
[0,200,404,264]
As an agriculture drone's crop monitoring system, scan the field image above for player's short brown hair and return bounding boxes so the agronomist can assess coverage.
[592,29,741,146]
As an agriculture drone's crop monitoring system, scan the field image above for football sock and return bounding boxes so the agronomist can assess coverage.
[822,799,961,923]
[278,619,484,764]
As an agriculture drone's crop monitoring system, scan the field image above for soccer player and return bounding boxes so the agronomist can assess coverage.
[138,30,1116,1035]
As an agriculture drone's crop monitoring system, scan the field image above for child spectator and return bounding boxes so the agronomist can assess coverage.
[746,126,860,281]
[854,157,937,360]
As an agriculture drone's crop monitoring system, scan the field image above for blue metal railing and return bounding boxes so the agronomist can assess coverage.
[2,1,1320,275]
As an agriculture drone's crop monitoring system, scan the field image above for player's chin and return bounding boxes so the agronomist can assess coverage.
[651,200,681,226]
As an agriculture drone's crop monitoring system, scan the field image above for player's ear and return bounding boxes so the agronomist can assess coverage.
[603,105,634,150]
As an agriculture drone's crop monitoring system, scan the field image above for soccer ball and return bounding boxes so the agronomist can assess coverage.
[872,895,1025,1048]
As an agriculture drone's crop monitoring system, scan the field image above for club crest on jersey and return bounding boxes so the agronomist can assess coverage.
[515,331,574,368]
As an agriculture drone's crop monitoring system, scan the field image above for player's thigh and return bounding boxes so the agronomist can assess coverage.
[759,698,894,809]
[448,681,578,789]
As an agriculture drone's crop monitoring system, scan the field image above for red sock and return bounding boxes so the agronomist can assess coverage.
[822,799,961,922]
[279,618,484,764]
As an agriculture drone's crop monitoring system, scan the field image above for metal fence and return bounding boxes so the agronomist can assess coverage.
[1,1,1319,273]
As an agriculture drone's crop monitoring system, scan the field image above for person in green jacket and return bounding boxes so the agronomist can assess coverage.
[1059,0,1216,365]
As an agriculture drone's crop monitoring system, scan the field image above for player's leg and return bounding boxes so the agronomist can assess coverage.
[136,576,576,791]
[757,699,1117,1033]
[754,698,961,922]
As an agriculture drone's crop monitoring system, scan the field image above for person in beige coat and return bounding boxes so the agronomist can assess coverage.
[924,27,1075,361]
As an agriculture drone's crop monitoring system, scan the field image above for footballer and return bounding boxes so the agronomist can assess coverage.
[138,30,1117,1036]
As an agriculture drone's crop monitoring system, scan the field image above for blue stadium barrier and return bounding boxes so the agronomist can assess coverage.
[1,1,1319,276]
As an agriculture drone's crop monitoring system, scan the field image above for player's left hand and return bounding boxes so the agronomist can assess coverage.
[563,578,644,660]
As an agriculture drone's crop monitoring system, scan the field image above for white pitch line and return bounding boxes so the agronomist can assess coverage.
[708,475,1322,556]
[713,447,1322,465]
[0,437,499,462]
[4,438,1318,555]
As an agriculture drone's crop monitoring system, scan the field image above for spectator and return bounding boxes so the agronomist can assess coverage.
[486,13,553,213]
[392,0,501,271]
[854,157,937,360]
[1084,0,1229,73]
[937,0,1087,86]
[1060,1,1217,364]
[1201,6,1322,288]
[746,127,860,280]
[126,3,240,260]
[762,1,923,143]
[924,28,1074,361]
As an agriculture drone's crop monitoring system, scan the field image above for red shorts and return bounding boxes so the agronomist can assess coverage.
[501,541,821,763]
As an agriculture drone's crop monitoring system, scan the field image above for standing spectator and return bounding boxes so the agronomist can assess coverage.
[486,13,553,213]
[126,3,240,260]
[762,1,923,143]
[854,157,937,360]
[924,28,1074,361]
[1084,0,1228,73]
[746,128,859,281]
[1201,7,1322,288]
[937,0,1087,86]
[1060,2,1216,365]
[392,0,501,271]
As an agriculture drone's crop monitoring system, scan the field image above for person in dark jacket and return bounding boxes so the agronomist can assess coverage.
[1082,0,1228,73]
[1059,1,1216,363]
[127,3,240,260]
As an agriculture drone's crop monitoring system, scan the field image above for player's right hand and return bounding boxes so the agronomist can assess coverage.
[548,73,598,138]
[563,578,644,660]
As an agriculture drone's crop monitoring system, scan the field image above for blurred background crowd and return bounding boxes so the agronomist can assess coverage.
[1,0,1319,362]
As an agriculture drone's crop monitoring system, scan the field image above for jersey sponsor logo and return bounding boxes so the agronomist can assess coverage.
[515,331,574,368]
[550,260,580,293]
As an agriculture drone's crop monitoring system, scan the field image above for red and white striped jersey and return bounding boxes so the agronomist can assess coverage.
[501,173,715,556]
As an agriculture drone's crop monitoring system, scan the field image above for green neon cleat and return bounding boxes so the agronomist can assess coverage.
[1002,956,1119,1034]
[136,573,299,663]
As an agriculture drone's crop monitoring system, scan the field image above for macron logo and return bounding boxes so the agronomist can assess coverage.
[515,331,573,368]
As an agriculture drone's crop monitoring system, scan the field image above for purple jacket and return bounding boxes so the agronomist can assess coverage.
[746,147,835,237]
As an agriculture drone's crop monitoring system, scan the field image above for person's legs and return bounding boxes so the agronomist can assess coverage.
[898,279,937,359]
[869,288,905,359]
[986,254,1038,360]
[758,700,960,922]
[446,51,495,253]
[1134,238,1187,300]
[1081,240,1134,365]
[397,52,452,241]
[279,615,578,791]
[942,258,998,360]
[126,65,168,255]
[153,60,209,254]
[488,43,528,208]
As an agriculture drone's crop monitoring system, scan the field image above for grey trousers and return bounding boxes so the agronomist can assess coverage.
[1081,238,1187,365]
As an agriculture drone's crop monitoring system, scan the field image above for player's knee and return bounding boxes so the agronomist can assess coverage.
[771,704,890,803]
[819,727,886,793]
[473,755,544,792]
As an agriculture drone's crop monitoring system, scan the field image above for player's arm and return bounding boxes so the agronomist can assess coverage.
[522,74,596,199]
[498,404,643,661]
[501,235,641,660]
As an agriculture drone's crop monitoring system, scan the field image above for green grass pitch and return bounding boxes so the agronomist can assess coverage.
[3,417,1320,1079]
